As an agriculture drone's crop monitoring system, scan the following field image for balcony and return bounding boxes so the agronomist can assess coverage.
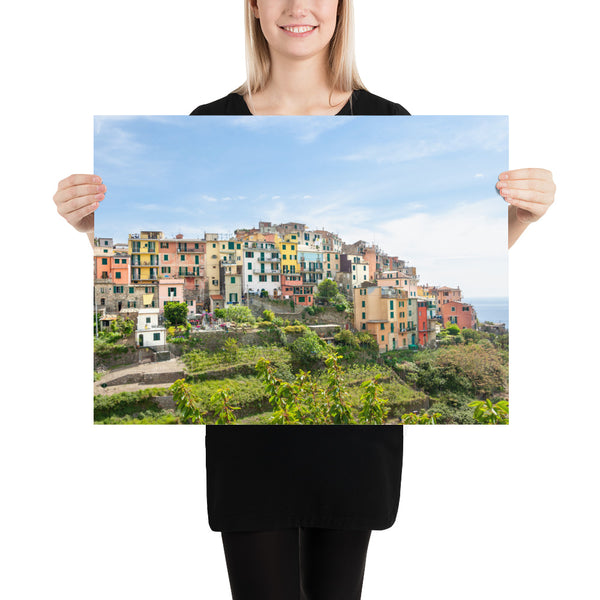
[254,269,281,275]
[131,260,159,267]
[177,247,205,253]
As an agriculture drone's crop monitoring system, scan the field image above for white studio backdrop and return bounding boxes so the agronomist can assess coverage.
[1,1,598,599]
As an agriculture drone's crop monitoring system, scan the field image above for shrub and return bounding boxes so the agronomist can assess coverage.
[289,331,326,370]
[164,302,189,326]
[334,329,359,348]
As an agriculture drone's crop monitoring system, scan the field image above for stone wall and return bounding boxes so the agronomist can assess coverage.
[167,328,301,355]
[94,346,153,370]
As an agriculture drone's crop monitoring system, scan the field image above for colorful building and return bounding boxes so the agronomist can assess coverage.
[353,284,420,352]
[129,231,163,283]
[242,240,282,298]
[440,301,477,329]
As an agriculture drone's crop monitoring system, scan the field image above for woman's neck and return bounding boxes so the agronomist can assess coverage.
[245,51,352,116]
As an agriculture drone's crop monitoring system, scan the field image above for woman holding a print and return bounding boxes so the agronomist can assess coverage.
[53,1,555,598]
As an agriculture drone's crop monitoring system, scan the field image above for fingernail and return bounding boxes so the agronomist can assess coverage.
[499,173,509,180]
[93,175,102,183]
[95,193,105,200]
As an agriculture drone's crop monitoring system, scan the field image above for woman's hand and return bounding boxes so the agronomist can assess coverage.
[53,174,105,234]
[496,168,556,248]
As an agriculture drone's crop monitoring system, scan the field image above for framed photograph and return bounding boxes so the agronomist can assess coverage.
[94,115,508,425]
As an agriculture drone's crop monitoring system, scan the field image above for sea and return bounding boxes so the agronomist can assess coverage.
[463,296,509,328]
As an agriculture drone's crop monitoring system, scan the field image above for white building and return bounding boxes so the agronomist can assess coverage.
[136,308,166,348]
[242,241,282,298]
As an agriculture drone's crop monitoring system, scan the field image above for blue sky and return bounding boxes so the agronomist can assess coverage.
[95,115,508,296]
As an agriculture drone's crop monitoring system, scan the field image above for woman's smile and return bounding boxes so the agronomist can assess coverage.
[279,24,319,37]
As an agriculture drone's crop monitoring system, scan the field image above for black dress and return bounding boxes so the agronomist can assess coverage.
[191,90,410,532]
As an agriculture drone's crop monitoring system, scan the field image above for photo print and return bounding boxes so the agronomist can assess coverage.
[93,115,508,425]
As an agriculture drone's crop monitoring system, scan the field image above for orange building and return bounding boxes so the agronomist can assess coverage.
[354,284,420,352]
[440,301,476,329]
[94,248,130,285]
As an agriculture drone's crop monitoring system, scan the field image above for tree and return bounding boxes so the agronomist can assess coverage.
[170,379,206,424]
[289,330,326,370]
[316,278,339,301]
[468,398,509,424]
[445,323,461,336]
[334,329,359,348]
[210,388,240,424]
[358,375,388,424]
[109,315,135,338]
[164,302,188,326]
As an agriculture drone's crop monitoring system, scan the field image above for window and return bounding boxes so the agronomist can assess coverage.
[231,277,236,284]
[102,258,108,265]
[181,255,185,261]
[163,255,168,261]
[362,312,366,319]
[248,275,252,282]
[115,272,121,279]
[259,275,267,282]
[153,333,161,341]
[380,323,385,330]
[129,287,134,294]
[271,275,279,282]
[362,300,365,307]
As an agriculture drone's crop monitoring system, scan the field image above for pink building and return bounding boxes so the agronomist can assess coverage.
[158,279,186,312]
[440,301,476,329]
[94,253,130,285]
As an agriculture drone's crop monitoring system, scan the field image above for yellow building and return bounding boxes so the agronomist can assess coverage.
[204,233,222,297]
[278,232,301,275]
[354,284,419,352]
[129,231,162,283]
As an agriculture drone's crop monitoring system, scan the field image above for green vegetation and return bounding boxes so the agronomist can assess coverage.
[163,302,188,326]
[93,315,136,358]
[94,311,508,425]
[214,306,255,324]
[94,388,170,422]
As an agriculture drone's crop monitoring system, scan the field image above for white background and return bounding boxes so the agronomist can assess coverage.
[1,1,598,598]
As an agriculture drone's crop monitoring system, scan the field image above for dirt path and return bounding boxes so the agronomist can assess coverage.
[94,357,186,396]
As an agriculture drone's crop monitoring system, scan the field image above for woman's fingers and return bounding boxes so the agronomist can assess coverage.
[496,167,555,223]
[54,173,104,232]
[57,173,102,190]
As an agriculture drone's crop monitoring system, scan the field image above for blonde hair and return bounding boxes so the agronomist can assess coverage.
[234,0,366,99]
